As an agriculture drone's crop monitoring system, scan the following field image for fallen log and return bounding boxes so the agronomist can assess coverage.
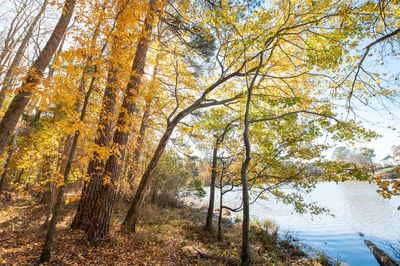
[364,240,398,266]
[194,247,240,265]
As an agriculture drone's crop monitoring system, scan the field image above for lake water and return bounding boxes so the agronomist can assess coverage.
[187,181,400,265]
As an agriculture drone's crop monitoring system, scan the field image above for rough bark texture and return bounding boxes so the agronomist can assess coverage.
[0,0,49,107]
[85,0,156,244]
[70,2,127,230]
[205,145,218,231]
[121,66,235,231]
[0,0,75,158]
[70,58,121,230]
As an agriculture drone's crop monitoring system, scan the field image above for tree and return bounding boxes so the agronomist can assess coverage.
[70,0,135,231]
[0,0,76,157]
[85,0,158,244]
[0,0,50,107]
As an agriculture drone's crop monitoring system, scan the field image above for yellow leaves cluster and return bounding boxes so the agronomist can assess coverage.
[65,195,80,205]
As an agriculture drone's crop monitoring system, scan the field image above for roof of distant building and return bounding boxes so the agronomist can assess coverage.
[381,155,393,161]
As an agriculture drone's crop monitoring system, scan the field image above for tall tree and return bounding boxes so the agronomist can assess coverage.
[0,0,76,157]
[0,0,50,107]
[240,51,263,266]
[85,0,158,244]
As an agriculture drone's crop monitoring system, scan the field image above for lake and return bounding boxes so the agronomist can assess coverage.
[188,181,400,265]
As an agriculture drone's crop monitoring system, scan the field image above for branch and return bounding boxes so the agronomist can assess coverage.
[249,110,341,124]
[347,27,400,107]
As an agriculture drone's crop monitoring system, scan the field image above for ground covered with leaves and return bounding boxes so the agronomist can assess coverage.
[1,194,329,265]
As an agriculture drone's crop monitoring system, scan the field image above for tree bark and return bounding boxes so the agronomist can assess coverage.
[126,75,155,185]
[123,112,186,231]
[364,240,398,266]
[0,0,50,107]
[0,0,75,158]
[85,0,157,244]
[205,144,218,231]
[240,52,263,266]
[217,183,223,240]
[0,1,29,74]
[70,2,128,230]
[38,66,97,263]
[121,63,243,231]
[0,133,17,196]
[40,156,52,204]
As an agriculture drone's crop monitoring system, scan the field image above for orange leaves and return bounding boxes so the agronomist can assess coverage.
[376,177,400,199]
[65,194,80,205]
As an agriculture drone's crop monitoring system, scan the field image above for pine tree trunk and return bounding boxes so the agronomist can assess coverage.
[127,93,152,181]
[125,60,158,193]
[0,0,75,158]
[70,1,129,229]
[85,0,157,244]
[70,58,120,230]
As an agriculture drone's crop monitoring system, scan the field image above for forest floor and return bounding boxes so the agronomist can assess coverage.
[0,193,330,265]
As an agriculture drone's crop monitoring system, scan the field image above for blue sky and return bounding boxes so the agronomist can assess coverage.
[346,57,400,161]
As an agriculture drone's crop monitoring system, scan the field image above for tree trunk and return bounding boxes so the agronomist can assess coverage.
[0,133,17,196]
[40,156,52,204]
[123,117,180,231]
[14,168,24,184]
[125,59,158,194]
[0,0,50,107]
[70,1,130,230]
[38,66,97,263]
[217,182,223,240]
[85,0,157,244]
[150,178,158,204]
[240,52,263,266]
[205,144,218,231]
[0,0,75,158]
[38,185,64,262]
[0,1,29,74]
[127,87,153,181]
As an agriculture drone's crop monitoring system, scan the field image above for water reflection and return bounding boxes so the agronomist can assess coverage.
[190,181,400,266]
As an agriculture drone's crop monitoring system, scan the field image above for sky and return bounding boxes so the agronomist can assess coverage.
[344,57,400,161]
[356,111,399,161]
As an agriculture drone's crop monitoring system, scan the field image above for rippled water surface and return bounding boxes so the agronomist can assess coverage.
[189,181,400,265]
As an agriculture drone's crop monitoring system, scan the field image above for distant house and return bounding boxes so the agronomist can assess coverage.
[380,155,396,168]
